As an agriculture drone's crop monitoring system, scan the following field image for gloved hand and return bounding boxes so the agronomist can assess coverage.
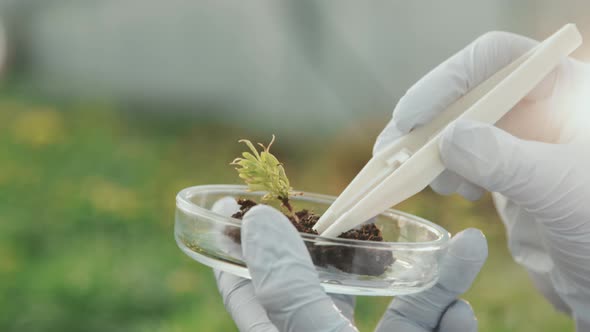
[212,197,488,331]
[374,31,590,330]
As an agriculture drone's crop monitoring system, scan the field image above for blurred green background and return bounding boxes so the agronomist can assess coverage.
[1,1,586,331]
[0,89,573,331]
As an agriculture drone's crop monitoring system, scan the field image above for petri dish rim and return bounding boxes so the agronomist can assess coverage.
[176,184,450,251]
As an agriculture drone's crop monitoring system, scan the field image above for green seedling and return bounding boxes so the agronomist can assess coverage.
[231,135,299,219]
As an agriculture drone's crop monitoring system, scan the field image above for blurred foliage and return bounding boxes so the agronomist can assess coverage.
[0,92,573,331]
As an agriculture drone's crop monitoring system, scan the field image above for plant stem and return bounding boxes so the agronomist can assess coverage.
[279,196,299,222]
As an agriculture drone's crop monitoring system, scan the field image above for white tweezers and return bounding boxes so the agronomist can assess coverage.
[314,24,582,237]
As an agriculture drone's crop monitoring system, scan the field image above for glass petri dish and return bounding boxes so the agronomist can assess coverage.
[175,185,450,296]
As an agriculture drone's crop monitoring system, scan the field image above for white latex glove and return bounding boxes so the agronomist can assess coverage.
[374,31,590,331]
[212,197,488,332]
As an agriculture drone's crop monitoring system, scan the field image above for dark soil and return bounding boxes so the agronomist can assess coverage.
[226,198,394,276]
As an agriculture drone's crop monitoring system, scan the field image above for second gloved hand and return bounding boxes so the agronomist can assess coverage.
[213,198,487,332]
[374,31,590,330]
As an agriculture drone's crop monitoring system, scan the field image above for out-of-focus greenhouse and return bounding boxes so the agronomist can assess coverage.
[0,1,588,331]
[3,1,590,135]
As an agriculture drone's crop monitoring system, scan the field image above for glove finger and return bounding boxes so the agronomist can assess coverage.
[212,196,243,258]
[456,180,485,202]
[430,170,484,201]
[430,171,484,201]
[375,300,478,332]
[429,170,463,195]
[390,32,540,135]
[211,196,241,217]
[215,270,277,332]
[376,228,487,331]
[242,205,357,332]
[376,318,430,332]
[212,198,277,331]
[329,294,356,323]
[437,299,477,332]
